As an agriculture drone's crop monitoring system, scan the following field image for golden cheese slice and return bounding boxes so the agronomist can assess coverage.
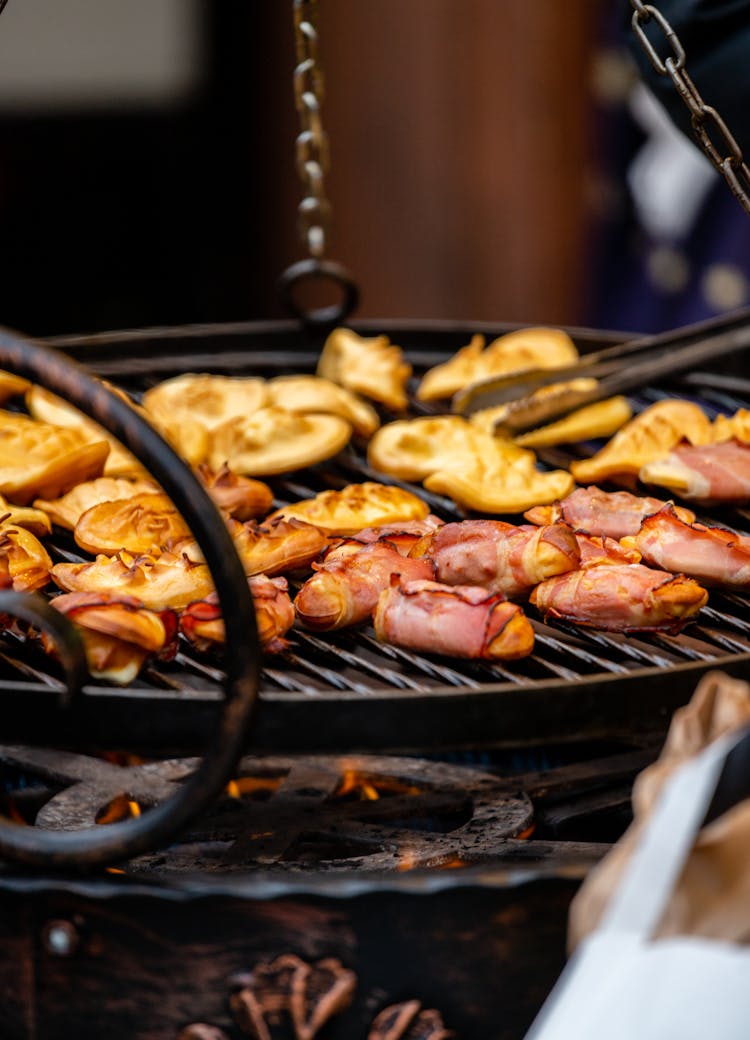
[423,448,575,514]
[317,327,412,411]
[266,374,380,438]
[0,410,109,505]
[267,481,429,536]
[34,476,158,531]
[51,549,214,612]
[209,407,352,476]
[142,373,269,432]
[712,408,750,444]
[74,492,191,555]
[513,396,633,449]
[368,415,488,482]
[570,399,713,487]
[416,327,579,403]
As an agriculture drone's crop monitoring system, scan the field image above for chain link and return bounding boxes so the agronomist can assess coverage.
[629,0,750,216]
[293,0,331,258]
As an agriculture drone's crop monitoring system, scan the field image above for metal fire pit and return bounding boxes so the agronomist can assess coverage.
[0,318,744,758]
[0,740,645,1039]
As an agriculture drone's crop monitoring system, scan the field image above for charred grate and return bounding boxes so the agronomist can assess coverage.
[0,744,648,875]
[1,323,749,751]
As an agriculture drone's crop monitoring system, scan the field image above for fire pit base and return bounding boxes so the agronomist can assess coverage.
[0,865,582,1040]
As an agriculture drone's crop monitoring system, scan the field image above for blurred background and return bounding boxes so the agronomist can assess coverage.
[0,0,746,338]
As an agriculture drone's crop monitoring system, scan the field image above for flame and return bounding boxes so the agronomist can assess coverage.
[96,794,143,825]
[438,857,469,869]
[334,770,422,802]
[225,776,284,799]
[516,823,536,840]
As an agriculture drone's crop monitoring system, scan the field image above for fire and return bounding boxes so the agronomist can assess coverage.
[334,770,422,802]
[224,776,284,799]
[96,793,143,825]
[516,823,536,840]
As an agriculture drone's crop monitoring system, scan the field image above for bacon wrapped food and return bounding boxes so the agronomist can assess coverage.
[45,592,178,683]
[295,540,435,631]
[575,533,641,568]
[374,578,535,660]
[524,486,696,540]
[409,519,580,598]
[180,575,294,654]
[639,439,750,506]
[530,564,708,633]
[626,505,750,588]
[346,515,444,555]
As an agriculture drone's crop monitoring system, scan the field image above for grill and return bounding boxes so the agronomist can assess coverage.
[2,319,749,756]
[2,316,734,1037]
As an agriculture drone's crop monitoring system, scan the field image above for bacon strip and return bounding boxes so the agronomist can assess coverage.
[409,519,579,598]
[524,486,695,540]
[575,533,641,568]
[639,439,750,505]
[374,578,535,659]
[347,514,445,555]
[295,541,435,631]
[530,564,707,633]
[180,575,294,653]
[630,505,750,587]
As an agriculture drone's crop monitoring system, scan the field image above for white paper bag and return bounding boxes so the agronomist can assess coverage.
[526,728,750,1039]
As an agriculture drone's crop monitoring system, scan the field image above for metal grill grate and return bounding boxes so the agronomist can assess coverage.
[2,321,750,752]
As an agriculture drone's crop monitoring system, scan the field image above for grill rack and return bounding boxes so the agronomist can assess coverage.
[3,319,750,754]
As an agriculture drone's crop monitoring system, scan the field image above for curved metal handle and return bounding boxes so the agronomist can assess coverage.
[277,258,360,329]
[0,326,261,868]
[0,591,87,709]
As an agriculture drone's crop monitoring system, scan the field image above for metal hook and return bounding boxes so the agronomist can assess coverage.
[278,257,359,330]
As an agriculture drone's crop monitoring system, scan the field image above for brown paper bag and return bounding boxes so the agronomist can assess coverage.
[568,670,750,949]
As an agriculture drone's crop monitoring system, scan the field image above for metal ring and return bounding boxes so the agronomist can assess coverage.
[278,258,360,329]
[0,591,87,709]
[0,327,261,868]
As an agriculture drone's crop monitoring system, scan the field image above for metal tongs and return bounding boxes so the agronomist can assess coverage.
[452,307,750,435]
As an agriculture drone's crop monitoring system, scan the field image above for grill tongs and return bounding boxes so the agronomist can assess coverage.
[453,307,750,435]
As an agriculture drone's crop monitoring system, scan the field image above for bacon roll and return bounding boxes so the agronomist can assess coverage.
[374,578,535,660]
[524,486,695,540]
[629,505,750,587]
[181,575,294,653]
[530,564,708,633]
[639,439,750,506]
[294,540,435,631]
[409,519,579,598]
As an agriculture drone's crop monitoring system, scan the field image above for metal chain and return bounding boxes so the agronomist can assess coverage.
[279,0,359,328]
[292,0,331,259]
[629,0,750,216]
